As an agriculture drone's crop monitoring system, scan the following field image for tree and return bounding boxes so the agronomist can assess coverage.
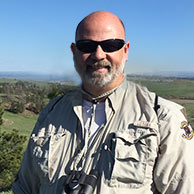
[10,101,25,114]
[0,129,27,191]
[0,102,26,191]
[47,84,78,101]
[27,98,46,114]
[0,101,3,126]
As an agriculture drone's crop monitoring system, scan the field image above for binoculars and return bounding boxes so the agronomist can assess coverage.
[62,169,98,194]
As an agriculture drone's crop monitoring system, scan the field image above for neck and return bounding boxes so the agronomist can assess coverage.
[82,86,117,103]
[82,75,124,102]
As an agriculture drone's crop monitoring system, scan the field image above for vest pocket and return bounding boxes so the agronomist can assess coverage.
[109,129,156,188]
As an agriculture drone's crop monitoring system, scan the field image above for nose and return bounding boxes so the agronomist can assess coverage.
[91,45,106,60]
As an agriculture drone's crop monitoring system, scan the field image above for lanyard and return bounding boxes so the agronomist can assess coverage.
[73,100,114,175]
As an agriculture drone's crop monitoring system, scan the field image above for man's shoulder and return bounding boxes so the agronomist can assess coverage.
[158,96,183,111]
[125,79,184,115]
[125,79,153,95]
[157,96,185,120]
[125,80,156,103]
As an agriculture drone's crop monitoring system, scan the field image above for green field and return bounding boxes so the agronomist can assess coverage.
[1,111,38,136]
[128,76,194,99]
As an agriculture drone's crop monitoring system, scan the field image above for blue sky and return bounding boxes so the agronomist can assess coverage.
[0,0,194,77]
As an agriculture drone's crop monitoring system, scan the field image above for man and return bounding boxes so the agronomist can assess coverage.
[12,11,194,194]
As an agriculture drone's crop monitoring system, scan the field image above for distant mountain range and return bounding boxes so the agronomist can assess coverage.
[0,71,80,83]
[0,71,194,82]
[131,71,194,79]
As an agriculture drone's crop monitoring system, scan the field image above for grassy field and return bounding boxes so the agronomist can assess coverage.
[1,111,38,136]
[128,77,194,99]
[0,110,38,152]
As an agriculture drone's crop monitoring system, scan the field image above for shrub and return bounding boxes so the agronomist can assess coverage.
[0,102,3,126]
[0,129,27,191]
[9,101,25,114]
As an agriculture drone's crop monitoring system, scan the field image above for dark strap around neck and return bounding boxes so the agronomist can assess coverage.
[154,94,160,114]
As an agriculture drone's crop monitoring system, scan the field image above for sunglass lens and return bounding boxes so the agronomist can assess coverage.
[76,39,125,53]
[101,39,125,52]
[76,40,97,53]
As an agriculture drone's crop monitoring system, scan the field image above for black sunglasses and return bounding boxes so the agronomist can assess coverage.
[76,39,125,53]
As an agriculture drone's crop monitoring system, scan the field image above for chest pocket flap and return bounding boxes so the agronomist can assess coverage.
[114,131,147,161]
[109,125,157,188]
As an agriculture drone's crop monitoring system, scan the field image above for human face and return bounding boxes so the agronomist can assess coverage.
[73,45,127,88]
[71,12,129,92]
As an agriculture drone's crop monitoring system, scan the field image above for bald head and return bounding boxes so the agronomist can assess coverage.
[71,11,129,95]
[75,11,126,41]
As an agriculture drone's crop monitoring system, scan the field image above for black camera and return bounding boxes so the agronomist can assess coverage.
[62,169,98,194]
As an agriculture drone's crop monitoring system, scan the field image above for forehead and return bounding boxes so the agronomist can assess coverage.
[76,15,125,41]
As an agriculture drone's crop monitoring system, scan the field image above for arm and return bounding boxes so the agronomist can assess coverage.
[12,96,64,194]
[12,146,41,194]
[154,106,194,194]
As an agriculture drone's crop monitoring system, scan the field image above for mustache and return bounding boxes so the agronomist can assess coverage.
[86,60,112,68]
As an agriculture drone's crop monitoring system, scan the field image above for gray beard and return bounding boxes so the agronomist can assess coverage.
[75,59,125,88]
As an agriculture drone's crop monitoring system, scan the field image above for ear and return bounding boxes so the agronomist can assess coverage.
[124,41,130,61]
[71,43,76,54]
